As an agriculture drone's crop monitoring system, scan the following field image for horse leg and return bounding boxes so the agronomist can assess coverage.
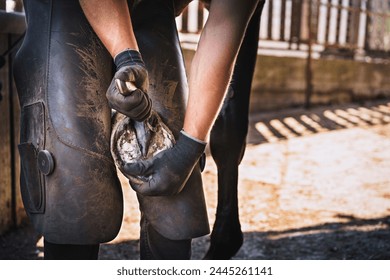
[204,1,264,260]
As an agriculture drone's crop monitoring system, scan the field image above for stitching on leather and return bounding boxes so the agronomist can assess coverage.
[44,3,113,164]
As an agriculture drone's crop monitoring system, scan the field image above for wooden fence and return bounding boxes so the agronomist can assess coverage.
[177,0,390,58]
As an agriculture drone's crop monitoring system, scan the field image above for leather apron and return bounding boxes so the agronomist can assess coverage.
[14,0,209,243]
[130,0,209,240]
[13,0,123,244]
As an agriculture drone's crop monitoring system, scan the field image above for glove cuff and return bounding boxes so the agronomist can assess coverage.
[114,49,145,70]
[178,130,207,160]
[180,129,207,145]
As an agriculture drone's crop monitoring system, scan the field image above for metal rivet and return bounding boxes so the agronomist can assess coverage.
[37,150,55,175]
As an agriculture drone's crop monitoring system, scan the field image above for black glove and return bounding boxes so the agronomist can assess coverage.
[123,130,206,196]
[107,49,152,121]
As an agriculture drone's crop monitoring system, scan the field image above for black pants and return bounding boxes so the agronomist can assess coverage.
[44,240,100,260]
[140,216,191,260]
[44,217,191,260]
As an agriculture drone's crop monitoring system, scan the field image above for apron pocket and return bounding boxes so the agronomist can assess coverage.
[18,142,45,214]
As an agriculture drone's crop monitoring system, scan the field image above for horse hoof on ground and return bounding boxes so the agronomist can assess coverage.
[203,227,243,260]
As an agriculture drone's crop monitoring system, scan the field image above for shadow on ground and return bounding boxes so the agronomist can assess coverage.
[1,100,389,260]
[230,214,390,260]
[247,100,390,145]
[2,214,388,260]
[90,214,390,259]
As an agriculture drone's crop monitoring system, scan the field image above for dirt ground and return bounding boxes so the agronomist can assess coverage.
[1,100,390,260]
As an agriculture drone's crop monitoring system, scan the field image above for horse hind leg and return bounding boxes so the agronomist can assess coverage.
[204,2,264,260]
[204,115,246,260]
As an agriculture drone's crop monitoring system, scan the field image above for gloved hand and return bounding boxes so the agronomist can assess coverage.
[107,49,152,121]
[123,130,206,196]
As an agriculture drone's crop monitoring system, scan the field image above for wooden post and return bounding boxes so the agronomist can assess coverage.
[267,0,273,40]
[197,1,204,33]
[300,0,310,42]
[0,11,26,235]
[364,0,371,52]
[325,0,332,44]
[8,34,23,227]
[280,0,286,40]
[290,0,303,46]
[335,0,343,44]
[181,7,189,33]
[0,34,13,235]
[305,0,314,109]
[346,0,362,48]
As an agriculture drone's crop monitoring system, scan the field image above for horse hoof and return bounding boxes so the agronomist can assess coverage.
[203,231,243,260]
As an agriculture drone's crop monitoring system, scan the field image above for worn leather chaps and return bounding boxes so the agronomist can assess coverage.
[130,0,209,240]
[13,0,209,245]
[13,0,123,244]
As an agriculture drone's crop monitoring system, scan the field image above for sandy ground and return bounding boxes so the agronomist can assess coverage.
[1,100,390,260]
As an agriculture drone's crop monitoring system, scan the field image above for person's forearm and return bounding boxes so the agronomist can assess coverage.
[79,0,138,57]
[183,0,259,141]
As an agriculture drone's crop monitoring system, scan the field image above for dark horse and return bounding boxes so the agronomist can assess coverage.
[174,0,265,259]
